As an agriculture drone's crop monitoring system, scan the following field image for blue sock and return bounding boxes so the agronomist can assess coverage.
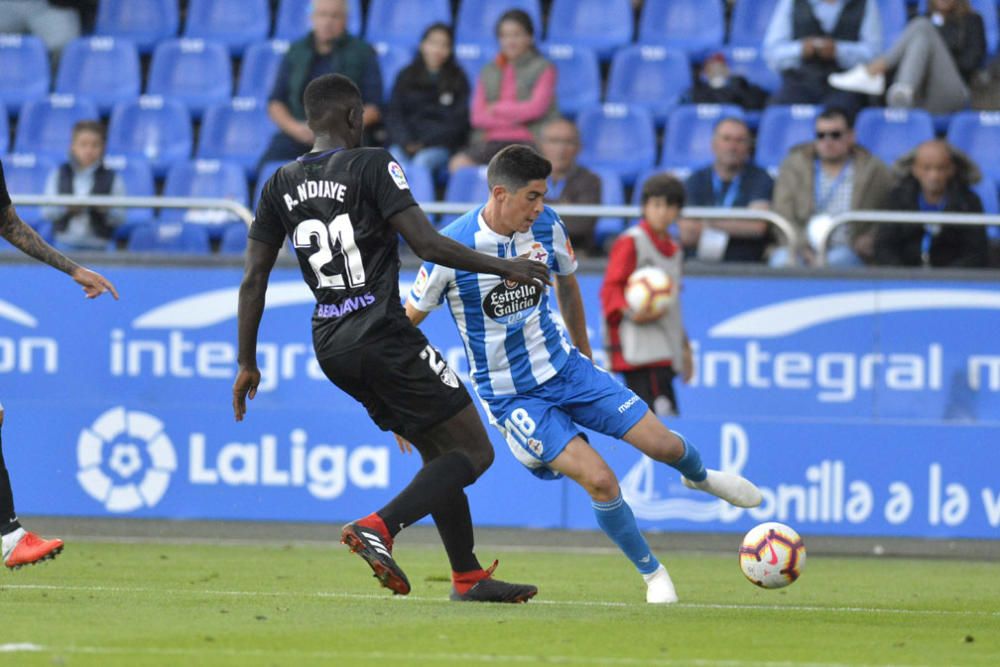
[669,430,707,482]
[592,493,660,575]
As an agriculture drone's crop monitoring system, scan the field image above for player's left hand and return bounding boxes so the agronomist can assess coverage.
[393,432,413,454]
[72,267,119,300]
[232,365,261,422]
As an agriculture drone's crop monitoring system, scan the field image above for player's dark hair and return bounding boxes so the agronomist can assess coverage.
[303,73,362,122]
[495,9,535,38]
[487,144,551,193]
[818,105,854,129]
[640,173,685,208]
[72,120,105,142]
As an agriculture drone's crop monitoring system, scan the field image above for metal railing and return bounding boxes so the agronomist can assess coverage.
[816,210,1000,267]
[11,194,255,226]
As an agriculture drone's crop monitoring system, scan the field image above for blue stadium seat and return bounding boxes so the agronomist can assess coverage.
[660,104,745,170]
[184,0,270,55]
[947,111,1000,186]
[454,42,496,85]
[590,168,626,250]
[219,223,249,254]
[274,0,363,40]
[374,42,413,100]
[238,40,290,103]
[253,160,286,210]
[545,0,634,60]
[878,0,908,51]
[0,154,54,225]
[102,154,156,231]
[95,0,180,53]
[147,39,233,118]
[638,0,725,57]
[14,95,101,162]
[365,0,452,51]
[722,46,781,93]
[161,160,250,231]
[55,37,141,115]
[540,44,600,118]
[606,45,691,126]
[0,103,8,155]
[917,0,998,55]
[197,98,274,176]
[401,162,435,204]
[127,223,213,254]
[106,96,193,176]
[755,104,821,172]
[854,107,935,166]
[577,104,657,185]
[0,35,50,115]
[972,178,998,214]
[442,165,490,224]
[728,0,780,48]
[455,0,543,48]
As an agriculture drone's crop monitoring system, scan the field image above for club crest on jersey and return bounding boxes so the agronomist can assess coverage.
[482,280,542,326]
[387,161,409,190]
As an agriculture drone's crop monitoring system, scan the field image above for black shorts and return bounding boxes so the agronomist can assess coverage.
[622,366,679,417]
[316,326,472,439]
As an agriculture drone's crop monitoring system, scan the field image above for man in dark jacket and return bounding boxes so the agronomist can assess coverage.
[537,117,602,254]
[876,140,989,268]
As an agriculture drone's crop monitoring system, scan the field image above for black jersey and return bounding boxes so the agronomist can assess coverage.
[0,159,11,213]
[249,147,418,356]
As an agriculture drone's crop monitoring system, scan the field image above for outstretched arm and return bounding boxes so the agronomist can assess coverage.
[388,205,550,286]
[233,238,280,421]
[554,273,591,359]
[0,205,118,299]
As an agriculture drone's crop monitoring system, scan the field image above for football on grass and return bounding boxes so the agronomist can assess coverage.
[624,266,675,318]
[739,522,806,589]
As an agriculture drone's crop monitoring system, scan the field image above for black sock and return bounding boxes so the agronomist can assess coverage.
[377,450,477,538]
[432,490,481,573]
[0,426,21,536]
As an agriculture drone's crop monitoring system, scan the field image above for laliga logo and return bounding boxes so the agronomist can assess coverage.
[77,407,177,513]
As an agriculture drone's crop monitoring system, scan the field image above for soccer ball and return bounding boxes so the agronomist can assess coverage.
[738,522,806,589]
[624,266,675,318]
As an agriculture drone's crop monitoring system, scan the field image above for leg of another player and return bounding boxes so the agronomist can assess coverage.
[549,437,677,603]
[0,404,64,570]
[622,411,763,508]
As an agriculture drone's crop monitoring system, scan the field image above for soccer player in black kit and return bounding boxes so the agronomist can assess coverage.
[0,158,118,570]
[233,74,545,602]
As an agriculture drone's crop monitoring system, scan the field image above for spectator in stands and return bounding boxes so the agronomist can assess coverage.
[0,0,81,59]
[875,139,989,268]
[600,174,691,417]
[260,0,382,165]
[537,117,602,254]
[386,24,470,179]
[681,117,774,263]
[829,0,986,114]
[42,120,125,251]
[771,106,894,266]
[685,52,769,111]
[449,9,558,172]
[763,0,882,114]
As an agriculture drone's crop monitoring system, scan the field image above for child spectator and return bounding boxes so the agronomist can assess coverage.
[600,174,692,417]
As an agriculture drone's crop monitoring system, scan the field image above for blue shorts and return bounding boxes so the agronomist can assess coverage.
[482,351,649,480]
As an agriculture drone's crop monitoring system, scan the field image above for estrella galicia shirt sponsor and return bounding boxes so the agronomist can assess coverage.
[250,148,417,356]
[407,205,578,399]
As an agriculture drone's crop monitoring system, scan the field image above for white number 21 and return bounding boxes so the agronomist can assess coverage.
[293,213,366,289]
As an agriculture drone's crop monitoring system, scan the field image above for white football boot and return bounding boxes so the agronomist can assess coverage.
[682,469,763,508]
[644,564,678,604]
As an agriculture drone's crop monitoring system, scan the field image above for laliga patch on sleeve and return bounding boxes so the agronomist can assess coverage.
[388,161,410,190]
[412,265,429,297]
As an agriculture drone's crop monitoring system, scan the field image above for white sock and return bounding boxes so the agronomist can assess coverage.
[2,527,26,559]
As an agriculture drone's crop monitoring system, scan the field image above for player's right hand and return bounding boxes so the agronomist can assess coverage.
[502,256,551,286]
[393,432,413,454]
[232,365,261,422]
[72,267,119,300]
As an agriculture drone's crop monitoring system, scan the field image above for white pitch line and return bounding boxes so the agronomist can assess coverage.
[0,644,938,667]
[3,583,998,617]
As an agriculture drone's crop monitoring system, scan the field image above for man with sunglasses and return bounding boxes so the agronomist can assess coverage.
[771,106,893,266]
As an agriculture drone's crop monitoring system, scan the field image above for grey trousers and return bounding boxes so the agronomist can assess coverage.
[883,17,970,114]
[0,0,80,56]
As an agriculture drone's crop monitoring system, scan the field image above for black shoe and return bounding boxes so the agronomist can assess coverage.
[449,560,537,603]
[341,522,411,595]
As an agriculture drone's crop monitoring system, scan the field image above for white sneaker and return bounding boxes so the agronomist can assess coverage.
[643,565,678,604]
[682,469,763,508]
[828,64,885,95]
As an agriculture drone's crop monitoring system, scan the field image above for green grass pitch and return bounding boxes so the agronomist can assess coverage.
[2,538,998,666]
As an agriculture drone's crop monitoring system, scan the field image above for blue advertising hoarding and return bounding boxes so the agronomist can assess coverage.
[0,263,997,538]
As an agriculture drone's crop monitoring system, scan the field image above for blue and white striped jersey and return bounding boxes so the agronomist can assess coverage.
[408,205,578,399]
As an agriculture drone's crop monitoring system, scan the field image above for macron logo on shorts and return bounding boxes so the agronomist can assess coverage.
[618,394,641,414]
